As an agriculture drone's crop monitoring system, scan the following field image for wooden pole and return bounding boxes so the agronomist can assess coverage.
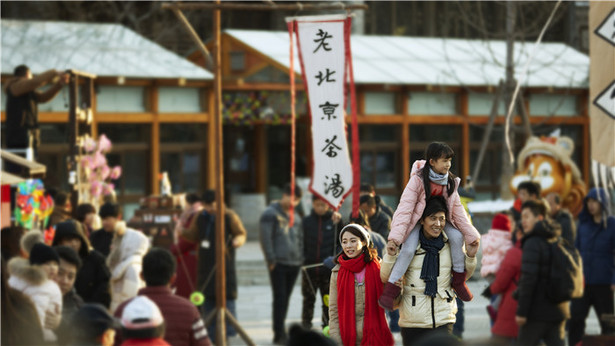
[213,1,227,345]
[171,8,214,70]
[472,80,504,182]
[162,2,368,11]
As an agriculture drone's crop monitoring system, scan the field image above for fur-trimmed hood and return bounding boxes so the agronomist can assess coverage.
[107,226,149,281]
[7,257,47,286]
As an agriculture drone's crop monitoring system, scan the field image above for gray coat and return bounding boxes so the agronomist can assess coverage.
[259,202,304,267]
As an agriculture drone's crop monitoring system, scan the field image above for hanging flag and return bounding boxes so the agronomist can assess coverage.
[287,14,359,212]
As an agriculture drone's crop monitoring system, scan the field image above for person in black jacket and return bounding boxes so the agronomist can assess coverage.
[53,246,84,346]
[301,196,342,329]
[53,220,111,308]
[360,183,394,218]
[359,194,391,239]
[545,192,576,245]
[515,200,569,346]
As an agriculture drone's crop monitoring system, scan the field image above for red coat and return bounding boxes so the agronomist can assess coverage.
[490,241,522,338]
[170,237,198,299]
[121,338,170,346]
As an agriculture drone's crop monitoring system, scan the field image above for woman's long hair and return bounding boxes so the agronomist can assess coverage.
[335,224,378,264]
[421,142,457,201]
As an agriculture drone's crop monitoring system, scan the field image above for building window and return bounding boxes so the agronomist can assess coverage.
[408,92,457,115]
[158,87,203,113]
[160,124,207,193]
[96,86,146,112]
[230,51,246,71]
[356,125,400,202]
[364,92,397,115]
[468,92,505,116]
[529,94,577,116]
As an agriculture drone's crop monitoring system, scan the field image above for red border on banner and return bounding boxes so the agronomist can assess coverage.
[291,18,355,212]
[344,17,361,219]
[287,21,296,227]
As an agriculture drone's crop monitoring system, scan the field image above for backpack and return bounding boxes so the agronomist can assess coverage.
[547,237,584,303]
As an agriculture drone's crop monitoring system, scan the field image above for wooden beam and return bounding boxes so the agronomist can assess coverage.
[151,121,160,195]
[171,7,214,70]
[254,124,267,194]
[0,150,46,177]
[162,2,368,11]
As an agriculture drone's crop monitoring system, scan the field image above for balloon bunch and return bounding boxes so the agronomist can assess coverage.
[13,179,54,231]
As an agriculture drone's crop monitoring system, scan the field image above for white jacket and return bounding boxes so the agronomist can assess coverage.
[8,257,63,342]
[108,224,150,312]
[380,233,477,329]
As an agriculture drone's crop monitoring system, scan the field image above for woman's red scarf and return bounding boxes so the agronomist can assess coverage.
[337,253,394,346]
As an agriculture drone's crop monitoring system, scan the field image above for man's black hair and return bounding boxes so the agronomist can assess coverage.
[517,181,541,198]
[54,245,82,270]
[283,183,302,198]
[53,191,69,206]
[13,65,30,77]
[521,199,548,218]
[122,324,165,340]
[202,189,216,205]
[99,202,120,218]
[359,183,375,194]
[359,194,376,207]
[142,248,176,287]
[421,196,448,220]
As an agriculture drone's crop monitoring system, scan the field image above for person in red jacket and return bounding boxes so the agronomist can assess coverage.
[487,220,525,343]
[114,248,211,346]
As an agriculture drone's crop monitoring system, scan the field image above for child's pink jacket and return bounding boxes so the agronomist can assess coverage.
[389,160,481,245]
[480,229,513,277]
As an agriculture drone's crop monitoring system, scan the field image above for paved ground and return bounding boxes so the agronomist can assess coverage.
[221,241,602,345]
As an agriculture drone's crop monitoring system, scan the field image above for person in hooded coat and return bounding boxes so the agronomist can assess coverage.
[8,243,63,343]
[107,222,150,312]
[53,220,111,308]
[568,187,615,346]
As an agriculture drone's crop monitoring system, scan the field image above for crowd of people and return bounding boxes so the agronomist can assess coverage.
[2,140,614,346]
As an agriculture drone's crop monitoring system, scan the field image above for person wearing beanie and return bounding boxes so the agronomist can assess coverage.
[90,202,121,257]
[329,223,394,346]
[7,242,63,342]
[480,213,513,327]
[53,220,111,308]
[120,296,170,346]
[568,187,615,346]
[71,303,120,346]
[480,213,513,279]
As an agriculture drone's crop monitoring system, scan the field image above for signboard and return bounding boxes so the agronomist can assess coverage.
[287,15,358,210]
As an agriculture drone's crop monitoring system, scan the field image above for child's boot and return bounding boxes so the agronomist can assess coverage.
[378,282,401,311]
[452,270,473,301]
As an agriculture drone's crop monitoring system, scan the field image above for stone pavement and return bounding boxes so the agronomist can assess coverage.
[225,241,601,345]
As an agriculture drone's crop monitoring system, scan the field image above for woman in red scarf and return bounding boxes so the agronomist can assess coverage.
[328,224,394,346]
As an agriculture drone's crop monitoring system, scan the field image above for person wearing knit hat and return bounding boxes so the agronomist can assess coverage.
[53,220,112,308]
[71,303,120,346]
[7,242,63,342]
[90,202,122,257]
[328,223,394,346]
[120,296,170,346]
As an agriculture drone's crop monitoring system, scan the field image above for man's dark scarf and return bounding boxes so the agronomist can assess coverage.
[419,229,445,297]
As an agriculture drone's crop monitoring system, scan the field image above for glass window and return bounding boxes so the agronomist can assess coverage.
[160,152,202,193]
[159,124,206,143]
[364,92,396,115]
[244,66,291,84]
[37,86,70,112]
[230,51,246,71]
[158,87,202,113]
[107,152,147,195]
[468,93,505,116]
[96,86,146,112]
[97,124,150,143]
[529,94,577,116]
[40,123,68,143]
[223,91,307,123]
[409,92,457,115]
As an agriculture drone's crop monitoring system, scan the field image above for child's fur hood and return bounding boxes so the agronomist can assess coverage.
[7,257,47,286]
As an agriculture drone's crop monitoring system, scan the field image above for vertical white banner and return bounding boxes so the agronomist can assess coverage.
[290,15,353,209]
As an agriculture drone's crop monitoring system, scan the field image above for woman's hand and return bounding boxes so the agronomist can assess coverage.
[331,212,342,224]
[386,240,398,256]
[394,278,403,288]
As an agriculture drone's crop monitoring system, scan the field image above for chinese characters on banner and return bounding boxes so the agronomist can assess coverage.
[287,15,358,211]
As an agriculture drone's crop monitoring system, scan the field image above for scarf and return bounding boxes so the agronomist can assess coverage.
[428,167,449,186]
[419,230,445,297]
[337,253,393,346]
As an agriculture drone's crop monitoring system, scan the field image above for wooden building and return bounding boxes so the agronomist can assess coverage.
[2,21,590,221]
